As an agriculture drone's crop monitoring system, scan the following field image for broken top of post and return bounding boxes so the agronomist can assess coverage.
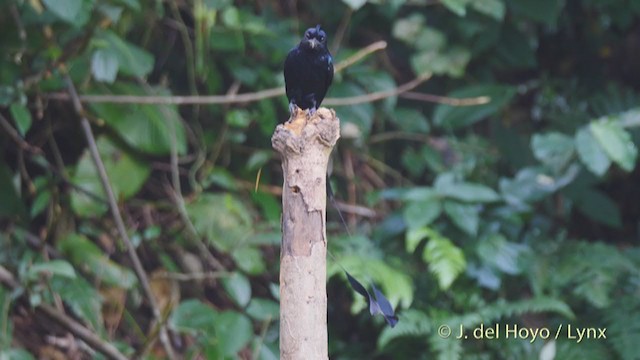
[271,107,340,360]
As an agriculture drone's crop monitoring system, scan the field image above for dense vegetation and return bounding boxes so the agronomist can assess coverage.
[1,0,640,359]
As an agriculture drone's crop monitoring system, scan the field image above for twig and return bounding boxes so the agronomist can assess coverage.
[333,40,387,73]
[158,271,230,281]
[62,72,177,359]
[0,113,42,154]
[399,91,491,106]
[0,265,128,360]
[323,73,432,106]
[43,41,389,105]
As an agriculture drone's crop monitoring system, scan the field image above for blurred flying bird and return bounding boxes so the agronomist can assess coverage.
[284,25,334,115]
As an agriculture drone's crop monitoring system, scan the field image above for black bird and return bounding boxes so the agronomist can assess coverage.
[284,25,334,115]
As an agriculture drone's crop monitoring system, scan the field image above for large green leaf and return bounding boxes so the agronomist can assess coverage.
[575,126,611,176]
[58,234,137,289]
[443,201,480,236]
[186,193,253,252]
[433,84,516,129]
[531,132,575,172]
[43,0,83,23]
[0,162,25,219]
[100,30,154,78]
[91,49,119,83]
[50,276,104,331]
[471,0,506,20]
[573,189,622,228]
[403,197,442,231]
[9,103,32,136]
[170,299,217,335]
[214,311,253,356]
[89,84,187,155]
[476,234,527,275]
[70,136,150,217]
[222,272,252,307]
[590,120,638,172]
[435,181,500,203]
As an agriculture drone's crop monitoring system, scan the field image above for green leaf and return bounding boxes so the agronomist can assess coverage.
[389,108,430,133]
[0,162,25,219]
[170,299,217,335]
[422,229,466,290]
[214,311,253,356]
[403,198,442,231]
[0,349,35,360]
[89,84,187,155]
[58,234,137,289]
[575,127,611,176]
[590,120,638,172]
[222,272,252,307]
[573,189,622,228]
[101,30,154,77]
[392,14,426,45]
[226,109,252,128]
[50,276,103,331]
[91,49,119,83]
[531,132,575,171]
[27,260,77,280]
[341,0,368,10]
[435,181,500,203]
[231,247,266,275]
[43,0,82,23]
[471,0,506,20]
[9,104,32,136]
[411,47,471,78]
[433,84,516,129]
[246,298,279,321]
[441,0,470,16]
[477,234,527,275]
[70,136,150,217]
[443,201,480,236]
[186,193,252,252]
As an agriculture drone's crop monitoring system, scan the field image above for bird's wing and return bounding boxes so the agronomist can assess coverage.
[326,54,334,88]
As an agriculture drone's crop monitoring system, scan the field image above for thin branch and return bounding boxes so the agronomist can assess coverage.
[0,113,42,154]
[63,72,177,359]
[158,271,230,281]
[399,91,491,106]
[0,265,128,360]
[323,73,432,106]
[43,41,389,106]
[334,40,387,73]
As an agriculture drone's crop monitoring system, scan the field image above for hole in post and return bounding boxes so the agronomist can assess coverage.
[291,185,300,193]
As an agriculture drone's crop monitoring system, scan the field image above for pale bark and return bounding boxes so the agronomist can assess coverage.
[272,108,340,360]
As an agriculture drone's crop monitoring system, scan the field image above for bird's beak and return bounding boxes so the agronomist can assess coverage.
[309,39,319,49]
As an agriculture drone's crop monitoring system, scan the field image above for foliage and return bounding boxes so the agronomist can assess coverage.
[1,0,640,359]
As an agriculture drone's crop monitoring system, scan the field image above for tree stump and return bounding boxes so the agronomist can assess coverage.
[271,108,340,360]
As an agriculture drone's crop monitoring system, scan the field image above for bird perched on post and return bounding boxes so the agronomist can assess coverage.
[284,25,334,116]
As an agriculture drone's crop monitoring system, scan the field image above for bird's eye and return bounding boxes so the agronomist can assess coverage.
[305,32,311,38]
[318,35,325,41]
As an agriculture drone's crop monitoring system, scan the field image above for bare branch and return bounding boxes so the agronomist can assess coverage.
[63,71,177,359]
[43,41,389,106]
[400,91,491,106]
[323,73,432,106]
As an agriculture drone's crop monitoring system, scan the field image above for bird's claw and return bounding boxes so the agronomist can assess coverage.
[306,107,317,119]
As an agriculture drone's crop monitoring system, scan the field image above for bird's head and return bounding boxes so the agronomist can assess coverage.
[300,25,328,52]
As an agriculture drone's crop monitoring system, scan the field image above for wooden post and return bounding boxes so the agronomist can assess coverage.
[271,108,340,360]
